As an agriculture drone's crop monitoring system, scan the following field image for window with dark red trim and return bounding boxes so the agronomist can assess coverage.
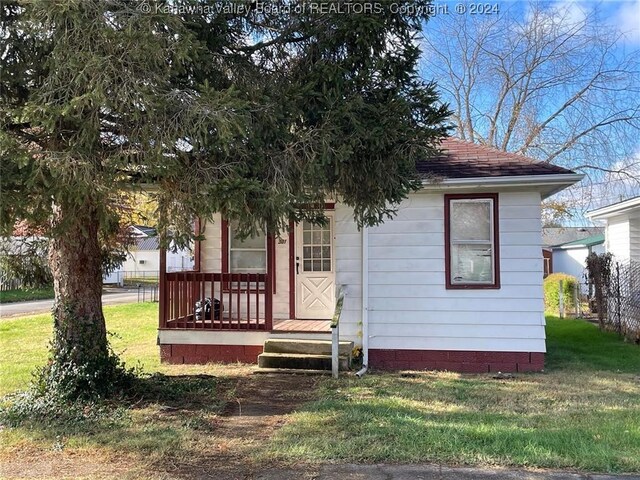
[221,219,275,293]
[444,193,500,289]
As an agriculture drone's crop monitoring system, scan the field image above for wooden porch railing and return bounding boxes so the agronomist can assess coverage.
[160,272,272,330]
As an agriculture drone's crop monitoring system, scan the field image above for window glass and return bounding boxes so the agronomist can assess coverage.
[229,222,267,273]
[230,228,266,250]
[451,201,490,241]
[230,251,266,272]
[451,244,493,283]
[449,198,495,285]
[302,219,332,272]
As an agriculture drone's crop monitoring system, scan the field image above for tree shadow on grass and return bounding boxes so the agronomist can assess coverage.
[0,373,234,459]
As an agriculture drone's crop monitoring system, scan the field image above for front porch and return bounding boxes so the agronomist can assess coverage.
[157,211,342,368]
[157,270,334,366]
[159,271,331,333]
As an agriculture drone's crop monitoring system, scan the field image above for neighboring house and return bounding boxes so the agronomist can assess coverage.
[586,197,640,341]
[158,138,582,373]
[586,197,640,261]
[550,234,605,289]
[541,227,604,283]
[103,226,193,285]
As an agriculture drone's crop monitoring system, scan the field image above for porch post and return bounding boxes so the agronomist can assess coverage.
[159,242,167,329]
[193,217,201,272]
[266,233,275,330]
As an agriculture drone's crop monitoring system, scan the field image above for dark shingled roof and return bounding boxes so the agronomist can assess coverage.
[416,138,575,179]
[134,236,160,251]
[542,227,604,248]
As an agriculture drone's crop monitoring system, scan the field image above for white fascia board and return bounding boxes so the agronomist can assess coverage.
[420,174,584,199]
[586,196,640,220]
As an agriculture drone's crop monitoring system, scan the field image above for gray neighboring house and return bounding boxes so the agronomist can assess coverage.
[542,227,604,285]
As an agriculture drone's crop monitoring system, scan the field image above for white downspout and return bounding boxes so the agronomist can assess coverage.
[355,225,369,378]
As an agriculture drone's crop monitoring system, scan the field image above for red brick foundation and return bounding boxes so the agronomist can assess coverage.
[161,345,544,372]
[160,344,263,365]
[369,349,544,373]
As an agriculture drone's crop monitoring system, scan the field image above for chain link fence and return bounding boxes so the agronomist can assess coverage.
[587,253,640,343]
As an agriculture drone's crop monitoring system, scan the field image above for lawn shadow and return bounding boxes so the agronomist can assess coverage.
[0,372,234,459]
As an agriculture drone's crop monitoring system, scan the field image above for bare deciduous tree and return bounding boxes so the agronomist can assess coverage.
[421,2,640,208]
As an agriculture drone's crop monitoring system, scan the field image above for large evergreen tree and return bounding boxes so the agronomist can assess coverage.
[1,0,450,398]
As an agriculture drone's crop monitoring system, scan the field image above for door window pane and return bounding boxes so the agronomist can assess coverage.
[301,219,332,272]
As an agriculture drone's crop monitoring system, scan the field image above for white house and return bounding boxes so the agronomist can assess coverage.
[586,197,640,262]
[103,226,193,285]
[157,138,582,373]
[542,228,604,287]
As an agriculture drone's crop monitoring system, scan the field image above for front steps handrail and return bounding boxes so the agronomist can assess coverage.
[331,286,345,379]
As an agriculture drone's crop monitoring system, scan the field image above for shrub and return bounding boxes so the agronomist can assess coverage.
[0,238,52,289]
[544,273,579,314]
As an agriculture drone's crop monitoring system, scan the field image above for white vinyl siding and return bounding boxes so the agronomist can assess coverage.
[605,215,631,261]
[630,218,640,262]
[198,190,547,353]
[335,190,545,353]
[200,213,223,272]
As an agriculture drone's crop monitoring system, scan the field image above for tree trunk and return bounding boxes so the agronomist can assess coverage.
[48,202,108,367]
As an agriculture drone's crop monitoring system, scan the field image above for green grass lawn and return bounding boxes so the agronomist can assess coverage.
[1,310,639,474]
[0,286,55,303]
[0,303,161,395]
[0,302,242,478]
[265,317,640,473]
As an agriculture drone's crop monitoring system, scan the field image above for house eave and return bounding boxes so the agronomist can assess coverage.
[421,173,584,199]
[586,197,640,220]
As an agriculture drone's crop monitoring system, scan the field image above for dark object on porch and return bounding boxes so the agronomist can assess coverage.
[194,297,221,321]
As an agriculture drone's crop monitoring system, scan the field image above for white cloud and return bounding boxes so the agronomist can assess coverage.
[523,0,589,36]
[610,0,640,44]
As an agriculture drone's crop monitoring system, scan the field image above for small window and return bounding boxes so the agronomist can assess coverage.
[445,194,500,289]
[229,222,267,273]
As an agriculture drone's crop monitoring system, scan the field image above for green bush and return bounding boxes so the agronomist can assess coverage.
[544,273,579,314]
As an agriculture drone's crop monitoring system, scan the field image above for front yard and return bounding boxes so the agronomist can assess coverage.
[267,319,640,472]
[1,307,639,477]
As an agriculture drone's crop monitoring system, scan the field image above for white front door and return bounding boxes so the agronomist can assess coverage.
[295,213,336,319]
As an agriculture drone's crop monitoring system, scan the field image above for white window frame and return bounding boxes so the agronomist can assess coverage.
[228,224,267,274]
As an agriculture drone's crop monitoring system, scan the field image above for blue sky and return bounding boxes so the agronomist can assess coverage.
[419,0,640,220]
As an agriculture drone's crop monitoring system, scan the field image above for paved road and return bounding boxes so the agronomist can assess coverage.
[0,289,141,318]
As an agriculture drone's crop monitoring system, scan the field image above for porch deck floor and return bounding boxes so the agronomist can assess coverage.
[273,319,331,333]
[163,317,331,332]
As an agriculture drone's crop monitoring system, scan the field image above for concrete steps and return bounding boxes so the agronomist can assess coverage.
[257,339,353,371]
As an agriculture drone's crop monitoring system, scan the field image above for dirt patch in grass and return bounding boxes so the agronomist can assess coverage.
[0,447,139,480]
[0,370,323,480]
[152,372,323,480]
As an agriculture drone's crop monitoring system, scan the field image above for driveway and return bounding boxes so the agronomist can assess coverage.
[0,288,142,318]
